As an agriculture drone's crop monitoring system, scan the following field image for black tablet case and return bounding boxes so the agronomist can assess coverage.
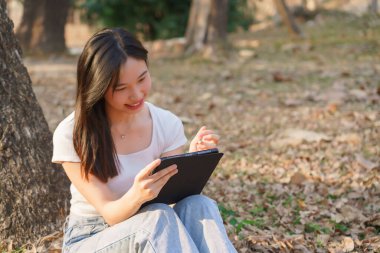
[142,150,224,207]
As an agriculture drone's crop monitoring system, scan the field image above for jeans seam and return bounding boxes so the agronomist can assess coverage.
[95,228,156,253]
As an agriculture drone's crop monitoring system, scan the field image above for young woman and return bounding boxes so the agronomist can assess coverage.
[52,28,237,253]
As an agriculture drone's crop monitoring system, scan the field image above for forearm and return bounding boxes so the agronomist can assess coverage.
[99,189,143,226]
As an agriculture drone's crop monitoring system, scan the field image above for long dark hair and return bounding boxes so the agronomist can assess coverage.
[73,28,148,182]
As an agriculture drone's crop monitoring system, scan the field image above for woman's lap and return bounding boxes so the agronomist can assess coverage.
[63,202,198,253]
[63,195,236,253]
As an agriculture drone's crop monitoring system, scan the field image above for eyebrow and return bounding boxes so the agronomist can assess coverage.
[117,70,148,87]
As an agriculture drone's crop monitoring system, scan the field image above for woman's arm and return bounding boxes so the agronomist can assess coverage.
[62,159,178,225]
[160,146,184,157]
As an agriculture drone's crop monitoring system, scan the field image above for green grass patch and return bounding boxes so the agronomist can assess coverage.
[304,222,331,234]
[250,205,267,216]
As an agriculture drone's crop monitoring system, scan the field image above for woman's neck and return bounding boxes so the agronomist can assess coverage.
[106,103,147,128]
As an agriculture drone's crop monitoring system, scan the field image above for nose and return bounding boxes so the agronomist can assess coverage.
[128,86,143,101]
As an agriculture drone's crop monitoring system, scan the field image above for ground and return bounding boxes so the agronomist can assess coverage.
[15,12,380,253]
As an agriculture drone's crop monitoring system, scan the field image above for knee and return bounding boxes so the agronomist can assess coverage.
[142,203,176,219]
[177,195,217,209]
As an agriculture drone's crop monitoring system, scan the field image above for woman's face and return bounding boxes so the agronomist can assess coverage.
[104,57,151,115]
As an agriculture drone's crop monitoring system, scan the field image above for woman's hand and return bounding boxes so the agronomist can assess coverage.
[189,126,220,152]
[130,159,178,205]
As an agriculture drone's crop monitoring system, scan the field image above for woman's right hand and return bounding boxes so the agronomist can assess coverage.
[130,159,178,205]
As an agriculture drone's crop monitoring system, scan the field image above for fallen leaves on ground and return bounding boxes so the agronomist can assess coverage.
[19,14,380,253]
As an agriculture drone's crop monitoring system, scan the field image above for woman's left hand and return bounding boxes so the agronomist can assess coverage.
[189,126,220,152]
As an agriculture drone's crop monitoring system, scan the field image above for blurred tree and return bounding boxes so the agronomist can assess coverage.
[185,0,229,54]
[81,0,191,40]
[0,0,70,247]
[368,0,378,14]
[16,0,70,54]
[81,0,251,42]
[273,0,303,37]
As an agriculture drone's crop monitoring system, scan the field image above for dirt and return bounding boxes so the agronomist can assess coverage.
[23,13,380,253]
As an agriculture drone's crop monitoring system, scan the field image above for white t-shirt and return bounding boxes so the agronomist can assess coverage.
[52,102,187,217]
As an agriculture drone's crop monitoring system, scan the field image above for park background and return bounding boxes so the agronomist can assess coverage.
[1,0,380,252]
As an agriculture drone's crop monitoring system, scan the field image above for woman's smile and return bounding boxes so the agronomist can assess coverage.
[124,99,144,110]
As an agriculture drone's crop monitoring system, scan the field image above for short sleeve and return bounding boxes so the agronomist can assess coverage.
[162,114,188,153]
[52,112,81,163]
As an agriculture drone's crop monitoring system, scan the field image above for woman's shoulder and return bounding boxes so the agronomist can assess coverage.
[52,111,80,163]
[53,111,75,137]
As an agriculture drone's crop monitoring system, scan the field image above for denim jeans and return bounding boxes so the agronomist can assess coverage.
[63,195,237,253]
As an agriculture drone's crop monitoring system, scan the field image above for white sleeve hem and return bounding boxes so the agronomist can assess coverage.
[52,156,81,164]
[162,137,187,154]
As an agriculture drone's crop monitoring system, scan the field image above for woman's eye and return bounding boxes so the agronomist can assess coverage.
[115,87,125,91]
[138,77,145,83]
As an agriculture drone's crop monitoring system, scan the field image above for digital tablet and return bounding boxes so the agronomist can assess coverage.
[142,148,224,207]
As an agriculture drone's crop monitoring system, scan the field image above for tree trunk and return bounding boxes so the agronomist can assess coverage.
[369,0,378,14]
[0,0,70,247]
[207,0,228,44]
[185,0,228,55]
[39,0,70,53]
[16,0,69,54]
[185,0,212,53]
[273,0,303,37]
[15,0,44,51]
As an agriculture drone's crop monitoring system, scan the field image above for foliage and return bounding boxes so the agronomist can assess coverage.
[80,0,191,40]
[228,0,255,32]
[79,0,255,40]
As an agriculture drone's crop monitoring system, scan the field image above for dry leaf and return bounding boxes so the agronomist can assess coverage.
[355,154,379,170]
[281,98,303,107]
[290,172,308,185]
[349,89,368,100]
[273,72,293,82]
[338,205,367,223]
[365,214,380,227]
[238,49,256,58]
[341,237,355,252]
[336,133,361,145]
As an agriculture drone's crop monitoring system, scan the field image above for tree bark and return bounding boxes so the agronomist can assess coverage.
[185,0,228,55]
[369,0,378,14]
[207,0,228,44]
[273,0,303,37]
[15,0,44,51]
[0,0,70,247]
[39,0,70,53]
[185,0,212,53]
[16,0,69,54]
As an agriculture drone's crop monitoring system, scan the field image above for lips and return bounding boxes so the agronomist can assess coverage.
[124,99,144,110]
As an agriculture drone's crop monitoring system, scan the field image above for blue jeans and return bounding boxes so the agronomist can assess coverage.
[63,195,237,253]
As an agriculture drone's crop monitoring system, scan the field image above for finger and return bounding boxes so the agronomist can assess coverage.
[195,126,207,139]
[137,159,161,179]
[198,130,216,139]
[154,168,178,191]
[195,131,216,145]
[150,164,177,182]
[202,134,220,142]
[196,142,217,150]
